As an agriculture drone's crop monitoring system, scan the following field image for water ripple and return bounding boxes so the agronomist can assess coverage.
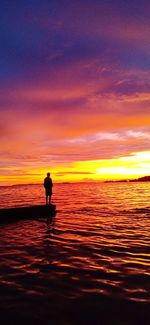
[0,182,150,324]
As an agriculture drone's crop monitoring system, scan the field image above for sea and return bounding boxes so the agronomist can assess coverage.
[0,182,150,325]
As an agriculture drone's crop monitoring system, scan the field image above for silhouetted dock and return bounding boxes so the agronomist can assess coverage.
[0,204,56,223]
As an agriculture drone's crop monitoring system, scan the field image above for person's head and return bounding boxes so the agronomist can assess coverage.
[47,172,50,177]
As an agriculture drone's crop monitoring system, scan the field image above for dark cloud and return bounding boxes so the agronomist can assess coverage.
[55,171,95,176]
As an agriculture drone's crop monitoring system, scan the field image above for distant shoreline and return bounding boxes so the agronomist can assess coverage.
[105,176,150,183]
[0,176,150,187]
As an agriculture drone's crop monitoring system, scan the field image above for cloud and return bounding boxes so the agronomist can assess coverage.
[54,171,94,176]
[0,0,150,183]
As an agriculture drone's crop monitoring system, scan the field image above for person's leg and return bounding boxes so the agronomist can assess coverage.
[46,195,48,205]
[49,195,51,205]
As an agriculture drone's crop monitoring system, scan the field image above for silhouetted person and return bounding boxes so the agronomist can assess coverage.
[44,172,53,205]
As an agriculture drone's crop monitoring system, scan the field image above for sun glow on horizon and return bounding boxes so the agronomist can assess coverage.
[0,1,150,187]
[0,151,150,185]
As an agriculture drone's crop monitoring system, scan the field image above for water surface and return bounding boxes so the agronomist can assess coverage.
[0,182,150,324]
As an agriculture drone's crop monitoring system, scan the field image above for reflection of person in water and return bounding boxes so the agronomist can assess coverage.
[44,172,53,205]
[46,213,55,235]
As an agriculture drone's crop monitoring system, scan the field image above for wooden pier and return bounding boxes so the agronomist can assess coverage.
[0,204,56,223]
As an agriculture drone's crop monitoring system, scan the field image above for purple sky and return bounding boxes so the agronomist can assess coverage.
[0,0,150,183]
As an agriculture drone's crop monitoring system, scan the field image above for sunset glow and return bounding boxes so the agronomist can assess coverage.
[0,0,150,185]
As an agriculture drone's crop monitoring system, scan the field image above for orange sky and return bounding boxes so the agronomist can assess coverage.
[0,0,150,185]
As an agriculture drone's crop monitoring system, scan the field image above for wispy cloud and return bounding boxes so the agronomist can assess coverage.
[0,0,150,183]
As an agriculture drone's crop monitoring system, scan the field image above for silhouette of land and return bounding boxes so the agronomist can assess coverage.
[105,175,150,183]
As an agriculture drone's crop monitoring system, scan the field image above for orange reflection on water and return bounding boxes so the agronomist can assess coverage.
[0,182,150,304]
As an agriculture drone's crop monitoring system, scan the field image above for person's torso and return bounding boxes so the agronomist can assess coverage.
[44,177,52,188]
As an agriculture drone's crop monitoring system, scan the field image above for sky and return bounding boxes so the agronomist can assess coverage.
[0,0,150,184]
